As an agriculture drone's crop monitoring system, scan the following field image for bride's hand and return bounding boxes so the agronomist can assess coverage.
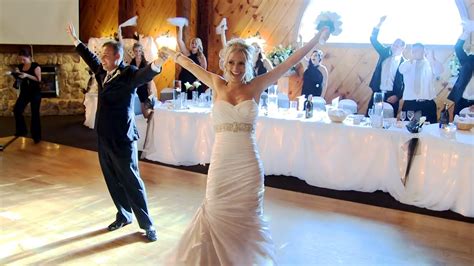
[160,47,180,61]
[318,26,331,44]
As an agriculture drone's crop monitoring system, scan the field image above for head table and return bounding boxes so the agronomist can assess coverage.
[141,104,473,218]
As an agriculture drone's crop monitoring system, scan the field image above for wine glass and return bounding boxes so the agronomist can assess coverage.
[368,108,374,117]
[407,111,415,121]
[400,111,406,122]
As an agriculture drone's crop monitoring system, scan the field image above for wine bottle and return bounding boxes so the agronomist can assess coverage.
[305,94,313,119]
[439,103,449,129]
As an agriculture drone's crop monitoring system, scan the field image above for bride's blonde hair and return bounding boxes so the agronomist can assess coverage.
[221,38,255,83]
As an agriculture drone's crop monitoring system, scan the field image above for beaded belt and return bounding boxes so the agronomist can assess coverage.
[214,122,254,133]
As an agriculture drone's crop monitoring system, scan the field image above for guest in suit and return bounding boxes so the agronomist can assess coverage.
[448,28,474,115]
[300,50,328,98]
[367,16,406,116]
[176,23,207,99]
[399,43,444,124]
[13,48,42,143]
[66,23,168,242]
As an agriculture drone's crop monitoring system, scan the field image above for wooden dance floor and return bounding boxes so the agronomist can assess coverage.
[1,137,473,265]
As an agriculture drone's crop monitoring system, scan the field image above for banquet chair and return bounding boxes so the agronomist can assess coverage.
[339,99,358,114]
[312,96,326,111]
[278,93,289,108]
[160,88,174,101]
[382,102,394,118]
[459,107,473,116]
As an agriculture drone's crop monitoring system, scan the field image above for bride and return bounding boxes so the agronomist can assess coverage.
[162,27,330,265]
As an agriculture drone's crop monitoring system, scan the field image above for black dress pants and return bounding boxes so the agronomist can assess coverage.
[13,92,41,142]
[97,136,153,230]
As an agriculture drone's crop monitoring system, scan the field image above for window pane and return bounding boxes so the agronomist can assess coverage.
[299,0,461,45]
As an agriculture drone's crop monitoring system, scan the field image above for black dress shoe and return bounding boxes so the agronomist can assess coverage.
[107,220,131,231]
[145,228,157,242]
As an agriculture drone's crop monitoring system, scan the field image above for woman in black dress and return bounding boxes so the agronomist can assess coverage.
[177,24,207,99]
[13,48,42,143]
[251,42,273,77]
[130,43,155,119]
[301,50,328,98]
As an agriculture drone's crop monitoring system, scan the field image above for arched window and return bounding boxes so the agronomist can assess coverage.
[299,0,461,45]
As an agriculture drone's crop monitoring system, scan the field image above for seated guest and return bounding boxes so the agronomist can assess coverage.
[300,50,328,98]
[130,43,156,120]
[399,43,444,123]
[118,26,155,120]
[367,16,406,117]
[448,27,474,115]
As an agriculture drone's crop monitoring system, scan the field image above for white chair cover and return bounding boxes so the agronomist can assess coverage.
[312,96,326,110]
[339,99,358,114]
[459,107,473,116]
[382,102,394,118]
[278,93,289,108]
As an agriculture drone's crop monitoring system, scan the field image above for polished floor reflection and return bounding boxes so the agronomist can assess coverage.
[0,137,473,265]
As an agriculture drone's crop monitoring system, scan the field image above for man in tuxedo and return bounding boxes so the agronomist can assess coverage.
[448,28,474,115]
[66,23,167,241]
[367,16,406,116]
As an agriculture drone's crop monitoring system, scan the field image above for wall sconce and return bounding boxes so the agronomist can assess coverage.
[155,31,177,50]
[245,31,266,47]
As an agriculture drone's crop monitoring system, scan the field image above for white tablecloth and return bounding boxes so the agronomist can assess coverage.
[142,107,474,217]
[83,93,98,129]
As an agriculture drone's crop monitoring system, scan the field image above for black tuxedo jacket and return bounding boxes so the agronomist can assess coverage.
[76,43,160,141]
[448,39,474,103]
[368,28,404,99]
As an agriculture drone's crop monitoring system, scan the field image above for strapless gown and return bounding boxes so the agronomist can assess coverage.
[167,99,276,265]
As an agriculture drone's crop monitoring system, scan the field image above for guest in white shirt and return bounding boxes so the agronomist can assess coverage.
[399,43,444,123]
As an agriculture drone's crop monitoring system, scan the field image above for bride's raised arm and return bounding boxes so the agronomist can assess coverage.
[251,27,329,95]
[161,47,221,90]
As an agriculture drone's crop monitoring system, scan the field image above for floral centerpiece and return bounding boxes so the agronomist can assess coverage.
[448,52,461,77]
[184,81,202,91]
[268,45,295,67]
[447,52,461,87]
[314,11,343,44]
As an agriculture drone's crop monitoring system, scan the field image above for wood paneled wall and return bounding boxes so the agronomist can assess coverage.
[206,0,310,72]
[79,0,177,91]
[79,0,119,41]
[78,0,472,116]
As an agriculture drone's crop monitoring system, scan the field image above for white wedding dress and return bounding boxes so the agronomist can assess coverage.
[168,99,276,265]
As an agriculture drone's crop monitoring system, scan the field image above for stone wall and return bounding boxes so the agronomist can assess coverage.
[0,52,89,116]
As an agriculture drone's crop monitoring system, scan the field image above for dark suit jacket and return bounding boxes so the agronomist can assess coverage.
[369,28,404,99]
[448,39,474,103]
[76,43,160,141]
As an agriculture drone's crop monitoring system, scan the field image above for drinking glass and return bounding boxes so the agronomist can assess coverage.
[400,111,406,121]
[289,100,297,116]
[368,108,374,117]
[192,91,199,105]
[173,80,181,101]
[407,111,415,121]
